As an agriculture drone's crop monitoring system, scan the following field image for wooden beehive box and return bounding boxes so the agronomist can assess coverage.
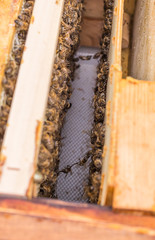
[0,0,155,239]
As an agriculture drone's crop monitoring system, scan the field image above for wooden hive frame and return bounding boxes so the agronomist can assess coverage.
[99,0,155,213]
[0,0,66,197]
[0,0,155,239]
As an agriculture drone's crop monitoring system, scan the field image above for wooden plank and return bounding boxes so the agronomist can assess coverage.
[99,0,124,205]
[113,78,155,212]
[83,0,104,19]
[0,197,155,240]
[0,0,65,197]
[80,18,103,47]
[130,0,155,81]
[0,0,23,93]
[100,0,155,211]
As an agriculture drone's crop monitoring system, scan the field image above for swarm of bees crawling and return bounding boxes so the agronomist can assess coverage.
[86,0,114,203]
[0,0,35,151]
[37,0,83,198]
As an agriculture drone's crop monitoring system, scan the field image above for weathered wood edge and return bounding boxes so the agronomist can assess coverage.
[0,196,154,229]
[0,196,155,240]
[99,0,124,205]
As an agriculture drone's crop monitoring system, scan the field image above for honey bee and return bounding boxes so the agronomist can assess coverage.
[39,181,52,198]
[85,172,101,203]
[65,101,72,110]
[73,57,79,62]
[95,106,105,122]
[15,19,29,30]
[79,55,92,60]
[101,35,110,48]
[0,105,10,119]
[78,150,92,166]
[4,61,17,78]
[42,133,55,153]
[61,66,71,78]
[64,32,74,46]
[94,158,102,170]
[18,14,31,24]
[61,20,72,30]
[105,0,114,8]
[12,46,24,64]
[45,107,59,122]
[2,78,15,96]
[22,8,33,17]
[93,52,101,59]
[91,172,101,186]
[24,1,34,10]
[6,96,13,107]
[38,144,52,166]
[71,34,79,46]
[58,163,77,176]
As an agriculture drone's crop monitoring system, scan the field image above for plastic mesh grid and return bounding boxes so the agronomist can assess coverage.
[56,47,99,202]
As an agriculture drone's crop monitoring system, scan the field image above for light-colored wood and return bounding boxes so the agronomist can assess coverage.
[0,197,155,240]
[83,0,104,19]
[130,0,155,81]
[99,0,124,206]
[100,0,155,212]
[0,0,65,197]
[113,78,155,212]
[0,0,23,93]
[80,18,103,47]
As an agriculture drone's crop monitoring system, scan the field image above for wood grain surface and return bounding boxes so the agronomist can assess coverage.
[0,196,155,240]
[130,0,155,81]
[113,78,155,213]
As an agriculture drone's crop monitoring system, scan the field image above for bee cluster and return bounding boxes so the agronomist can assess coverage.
[0,0,35,150]
[87,0,114,203]
[37,0,83,198]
